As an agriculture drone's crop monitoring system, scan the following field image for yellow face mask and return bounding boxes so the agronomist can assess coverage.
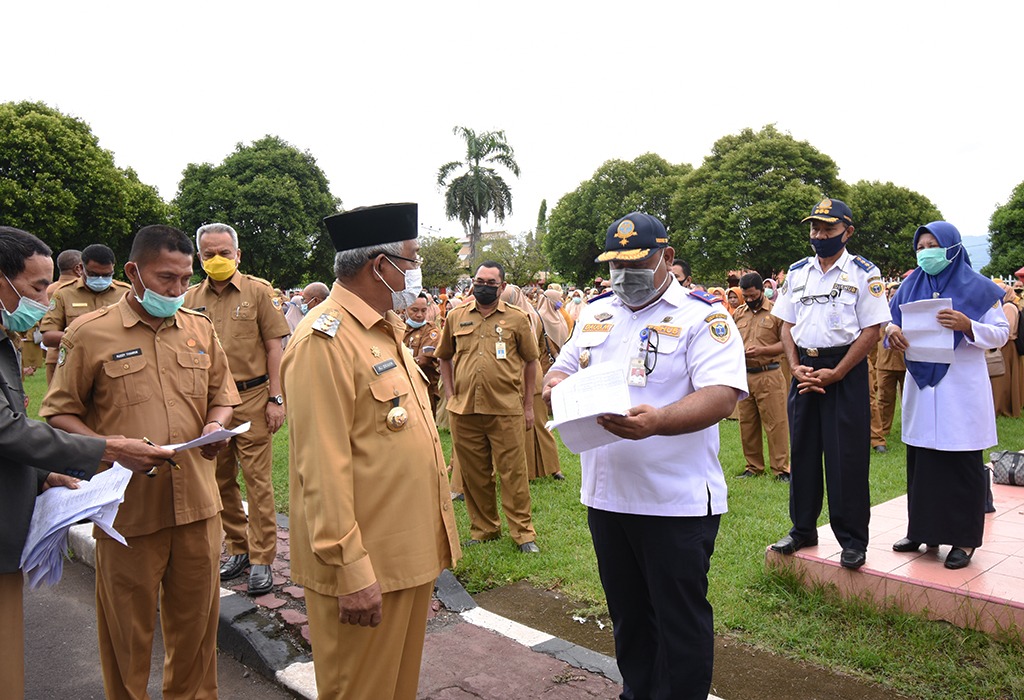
[202,254,237,281]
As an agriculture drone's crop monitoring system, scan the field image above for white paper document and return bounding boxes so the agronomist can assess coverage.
[165,421,250,450]
[899,298,955,363]
[547,362,632,454]
[20,465,133,589]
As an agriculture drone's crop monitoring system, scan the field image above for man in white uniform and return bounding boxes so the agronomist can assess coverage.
[769,199,892,569]
[544,212,747,700]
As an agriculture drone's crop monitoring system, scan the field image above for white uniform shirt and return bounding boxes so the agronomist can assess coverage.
[900,305,1009,451]
[772,249,892,349]
[550,282,748,517]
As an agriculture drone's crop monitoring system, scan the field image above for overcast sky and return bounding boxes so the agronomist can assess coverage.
[6,1,1019,266]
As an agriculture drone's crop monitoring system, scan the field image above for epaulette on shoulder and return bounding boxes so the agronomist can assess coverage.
[589,290,614,303]
[245,274,275,289]
[789,258,811,271]
[852,255,876,273]
[180,307,213,323]
[112,279,131,289]
[311,309,342,338]
[688,289,721,305]
[504,302,523,312]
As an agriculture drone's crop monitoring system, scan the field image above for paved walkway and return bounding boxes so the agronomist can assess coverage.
[69,515,636,699]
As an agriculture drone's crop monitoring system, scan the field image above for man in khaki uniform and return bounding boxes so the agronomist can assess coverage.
[40,244,130,384]
[41,224,239,700]
[734,272,791,481]
[41,249,82,383]
[871,283,906,452]
[184,223,290,595]
[403,291,441,415]
[436,261,541,552]
[282,203,459,700]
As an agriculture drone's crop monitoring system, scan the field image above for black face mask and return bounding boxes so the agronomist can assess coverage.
[473,284,499,306]
[747,295,763,311]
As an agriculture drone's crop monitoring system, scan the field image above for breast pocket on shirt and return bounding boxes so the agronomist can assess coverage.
[231,304,258,339]
[451,325,476,356]
[647,332,684,384]
[369,371,418,436]
[102,356,153,407]
[177,351,212,398]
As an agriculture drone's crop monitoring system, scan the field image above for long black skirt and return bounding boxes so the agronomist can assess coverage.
[906,445,987,548]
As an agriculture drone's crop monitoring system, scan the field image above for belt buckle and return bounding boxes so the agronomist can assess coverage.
[806,348,819,357]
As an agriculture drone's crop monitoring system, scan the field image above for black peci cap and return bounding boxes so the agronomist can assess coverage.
[324,203,418,252]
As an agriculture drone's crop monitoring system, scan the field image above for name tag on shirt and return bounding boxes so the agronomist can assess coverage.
[113,348,142,360]
[373,359,398,375]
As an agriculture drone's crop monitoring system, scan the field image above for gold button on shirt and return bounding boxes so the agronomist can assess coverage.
[39,279,131,364]
[282,283,459,597]
[40,296,241,538]
[183,272,291,381]
[435,299,540,416]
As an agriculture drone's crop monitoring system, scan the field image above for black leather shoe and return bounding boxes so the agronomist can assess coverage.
[736,470,759,479]
[892,538,922,553]
[770,534,818,555]
[944,547,974,570]
[248,564,273,595]
[551,472,566,481]
[219,553,249,580]
[518,542,541,553]
[775,473,791,483]
[873,445,888,454]
[840,549,866,569]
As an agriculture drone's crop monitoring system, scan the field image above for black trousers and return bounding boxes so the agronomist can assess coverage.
[787,353,871,551]
[588,507,720,700]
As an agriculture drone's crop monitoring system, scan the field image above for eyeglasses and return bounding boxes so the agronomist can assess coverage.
[380,253,423,268]
[798,291,839,305]
[640,328,659,376]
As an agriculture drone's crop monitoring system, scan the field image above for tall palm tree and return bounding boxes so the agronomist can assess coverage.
[437,126,521,262]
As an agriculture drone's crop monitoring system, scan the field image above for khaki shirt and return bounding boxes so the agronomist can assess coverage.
[40,295,241,538]
[733,298,784,368]
[403,322,441,394]
[39,278,131,364]
[184,271,291,382]
[434,299,539,416]
[281,283,459,597]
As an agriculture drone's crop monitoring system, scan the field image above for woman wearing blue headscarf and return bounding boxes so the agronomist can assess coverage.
[886,222,1008,569]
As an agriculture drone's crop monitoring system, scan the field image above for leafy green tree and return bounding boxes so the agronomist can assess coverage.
[437,126,521,262]
[546,153,691,285]
[536,199,548,236]
[669,125,845,283]
[419,236,462,291]
[473,231,547,287]
[174,135,341,287]
[845,180,942,276]
[982,181,1024,278]
[0,100,170,268]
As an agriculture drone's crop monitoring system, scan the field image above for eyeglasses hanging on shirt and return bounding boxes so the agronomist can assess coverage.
[628,328,659,387]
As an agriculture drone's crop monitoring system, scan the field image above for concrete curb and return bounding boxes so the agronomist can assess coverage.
[68,521,632,697]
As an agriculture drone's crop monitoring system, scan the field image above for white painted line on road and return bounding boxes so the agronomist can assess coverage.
[461,607,555,648]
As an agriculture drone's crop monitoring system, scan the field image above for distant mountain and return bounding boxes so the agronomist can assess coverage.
[962,235,990,271]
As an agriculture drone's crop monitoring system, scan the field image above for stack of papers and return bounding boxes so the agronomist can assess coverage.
[19,423,251,589]
[547,362,632,454]
[20,464,133,589]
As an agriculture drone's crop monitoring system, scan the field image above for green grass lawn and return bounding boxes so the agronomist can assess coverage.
[23,369,1024,699]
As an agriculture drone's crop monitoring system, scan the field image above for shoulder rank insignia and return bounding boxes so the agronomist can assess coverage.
[789,258,810,271]
[688,289,720,305]
[312,311,341,337]
[589,290,614,302]
[852,255,875,272]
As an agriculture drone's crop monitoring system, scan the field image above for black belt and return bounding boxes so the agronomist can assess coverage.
[747,362,780,374]
[236,374,269,391]
[798,344,851,358]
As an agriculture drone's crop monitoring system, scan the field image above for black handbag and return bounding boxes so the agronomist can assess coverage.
[990,450,1024,486]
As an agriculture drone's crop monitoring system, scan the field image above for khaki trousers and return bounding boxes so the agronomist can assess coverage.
[219,384,277,564]
[739,368,790,476]
[526,392,561,480]
[96,516,221,700]
[449,412,536,544]
[0,571,25,699]
[871,368,905,447]
[305,581,433,700]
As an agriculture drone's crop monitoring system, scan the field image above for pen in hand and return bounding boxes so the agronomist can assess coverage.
[142,437,180,477]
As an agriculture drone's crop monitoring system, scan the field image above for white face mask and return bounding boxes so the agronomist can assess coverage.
[377,256,423,311]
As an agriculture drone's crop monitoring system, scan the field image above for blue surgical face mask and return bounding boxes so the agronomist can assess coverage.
[300,303,309,315]
[406,318,427,329]
[132,267,184,318]
[917,244,961,276]
[0,274,49,332]
[85,275,113,292]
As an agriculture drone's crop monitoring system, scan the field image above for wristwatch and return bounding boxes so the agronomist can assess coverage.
[268,394,284,406]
